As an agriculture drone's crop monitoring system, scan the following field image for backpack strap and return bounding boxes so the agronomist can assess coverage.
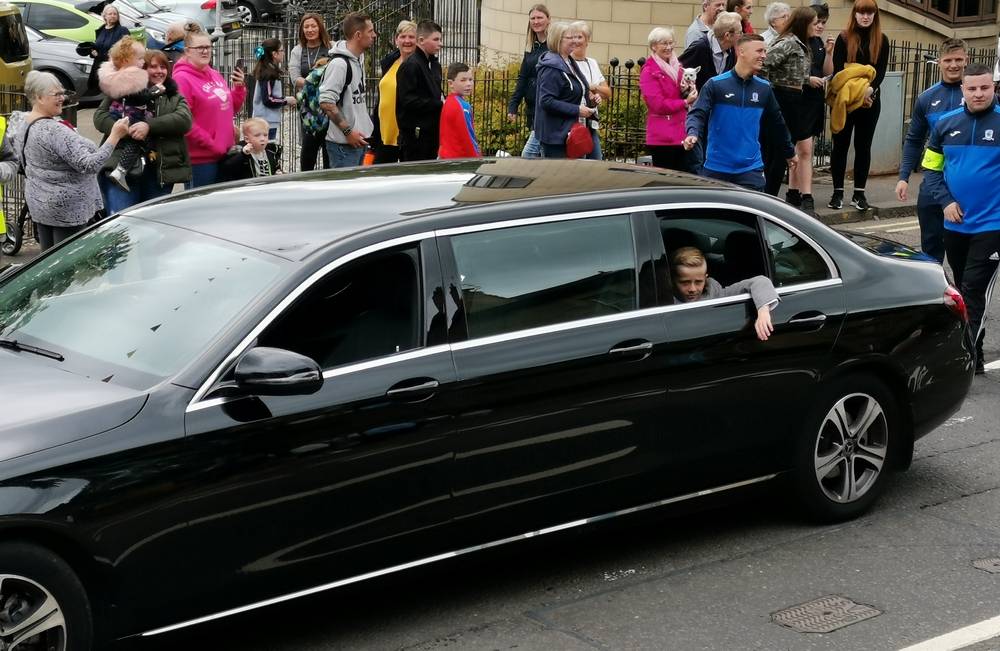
[326,53,354,107]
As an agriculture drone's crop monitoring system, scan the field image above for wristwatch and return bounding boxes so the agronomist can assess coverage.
[342,125,353,137]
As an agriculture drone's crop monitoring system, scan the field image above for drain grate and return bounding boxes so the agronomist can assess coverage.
[772,595,882,634]
[973,558,1000,574]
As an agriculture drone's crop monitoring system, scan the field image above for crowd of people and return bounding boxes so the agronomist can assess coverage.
[0,0,997,371]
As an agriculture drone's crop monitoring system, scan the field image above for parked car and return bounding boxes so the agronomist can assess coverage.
[233,0,286,24]
[73,0,196,47]
[11,0,143,43]
[24,25,94,97]
[0,1,31,97]
[0,159,973,650]
[146,0,241,38]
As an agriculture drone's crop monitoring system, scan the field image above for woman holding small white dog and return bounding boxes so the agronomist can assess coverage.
[640,27,697,171]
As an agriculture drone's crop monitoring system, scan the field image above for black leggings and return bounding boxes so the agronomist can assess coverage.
[648,145,687,171]
[299,125,329,171]
[831,99,880,190]
[35,223,85,252]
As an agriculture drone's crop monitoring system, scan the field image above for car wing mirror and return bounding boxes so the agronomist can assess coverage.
[76,41,97,56]
[234,347,323,396]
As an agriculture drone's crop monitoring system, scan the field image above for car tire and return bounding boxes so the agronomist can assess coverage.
[236,1,256,23]
[0,542,94,651]
[2,205,27,257]
[792,375,897,522]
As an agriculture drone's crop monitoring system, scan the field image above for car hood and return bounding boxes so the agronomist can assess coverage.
[29,37,82,62]
[0,351,147,462]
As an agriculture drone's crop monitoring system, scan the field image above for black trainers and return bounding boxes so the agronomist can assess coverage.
[785,189,802,207]
[800,194,815,213]
[851,192,870,211]
[976,357,986,375]
[828,190,843,209]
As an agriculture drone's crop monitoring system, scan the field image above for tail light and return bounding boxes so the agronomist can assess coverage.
[201,0,216,8]
[944,285,968,322]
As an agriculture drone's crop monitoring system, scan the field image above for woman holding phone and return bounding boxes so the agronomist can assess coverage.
[172,29,246,187]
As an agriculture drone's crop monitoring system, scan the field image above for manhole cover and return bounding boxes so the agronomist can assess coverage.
[973,558,1000,574]
[772,595,882,634]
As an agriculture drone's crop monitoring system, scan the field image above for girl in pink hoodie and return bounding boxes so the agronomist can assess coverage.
[172,30,246,187]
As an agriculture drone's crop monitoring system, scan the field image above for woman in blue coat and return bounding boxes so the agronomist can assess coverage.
[533,22,596,158]
[89,5,130,92]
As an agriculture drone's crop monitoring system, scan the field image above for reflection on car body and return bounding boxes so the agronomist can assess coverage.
[0,159,974,651]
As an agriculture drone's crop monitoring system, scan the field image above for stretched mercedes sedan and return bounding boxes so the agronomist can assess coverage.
[0,160,973,650]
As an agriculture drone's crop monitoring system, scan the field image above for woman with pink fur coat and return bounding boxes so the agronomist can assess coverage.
[640,27,699,171]
[98,36,165,191]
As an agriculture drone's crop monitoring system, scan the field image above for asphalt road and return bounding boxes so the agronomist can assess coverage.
[111,212,997,650]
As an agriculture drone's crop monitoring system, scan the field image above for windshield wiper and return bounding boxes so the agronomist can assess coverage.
[0,338,65,361]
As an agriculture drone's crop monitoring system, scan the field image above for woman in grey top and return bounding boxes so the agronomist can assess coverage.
[11,71,129,251]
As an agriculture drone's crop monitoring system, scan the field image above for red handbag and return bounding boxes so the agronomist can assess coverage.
[566,121,594,159]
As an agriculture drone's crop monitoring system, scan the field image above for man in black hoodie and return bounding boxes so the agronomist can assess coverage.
[396,20,444,161]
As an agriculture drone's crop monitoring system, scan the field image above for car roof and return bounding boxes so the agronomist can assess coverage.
[125,159,734,260]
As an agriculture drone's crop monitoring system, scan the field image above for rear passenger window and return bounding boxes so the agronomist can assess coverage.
[765,221,831,286]
[450,216,637,338]
[25,3,87,29]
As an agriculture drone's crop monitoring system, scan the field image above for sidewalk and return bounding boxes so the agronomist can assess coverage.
[808,172,919,227]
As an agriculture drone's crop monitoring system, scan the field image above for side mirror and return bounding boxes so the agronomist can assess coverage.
[234,347,323,396]
[76,41,96,57]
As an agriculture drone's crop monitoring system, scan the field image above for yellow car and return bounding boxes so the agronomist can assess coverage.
[11,0,143,43]
[0,1,31,98]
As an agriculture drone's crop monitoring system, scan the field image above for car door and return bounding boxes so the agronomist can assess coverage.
[174,239,459,622]
[440,210,671,545]
[652,206,846,492]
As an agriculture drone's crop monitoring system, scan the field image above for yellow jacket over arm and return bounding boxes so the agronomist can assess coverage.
[826,63,875,134]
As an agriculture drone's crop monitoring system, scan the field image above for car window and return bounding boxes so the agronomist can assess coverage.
[257,245,422,370]
[25,3,88,29]
[765,221,831,286]
[449,215,637,339]
[0,12,31,60]
[658,211,768,291]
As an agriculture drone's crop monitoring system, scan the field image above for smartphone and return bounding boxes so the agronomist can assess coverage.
[234,58,246,74]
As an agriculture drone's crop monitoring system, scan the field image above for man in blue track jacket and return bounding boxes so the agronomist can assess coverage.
[922,63,1000,374]
[683,33,796,192]
[895,38,968,263]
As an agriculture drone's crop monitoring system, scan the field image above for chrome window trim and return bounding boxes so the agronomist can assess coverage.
[187,202,839,412]
[186,345,452,413]
[186,231,433,411]
[139,472,778,639]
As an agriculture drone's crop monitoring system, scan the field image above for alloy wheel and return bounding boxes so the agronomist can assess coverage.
[813,392,888,504]
[236,2,255,23]
[0,574,67,651]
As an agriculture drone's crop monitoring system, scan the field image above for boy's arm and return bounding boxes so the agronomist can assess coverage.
[721,275,779,311]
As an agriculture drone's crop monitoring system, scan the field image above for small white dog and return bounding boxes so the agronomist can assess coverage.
[680,66,700,99]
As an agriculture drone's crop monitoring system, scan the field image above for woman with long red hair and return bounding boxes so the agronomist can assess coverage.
[827,0,888,212]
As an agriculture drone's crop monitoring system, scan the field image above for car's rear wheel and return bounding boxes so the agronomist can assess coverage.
[793,375,896,522]
[0,543,93,651]
[236,1,257,23]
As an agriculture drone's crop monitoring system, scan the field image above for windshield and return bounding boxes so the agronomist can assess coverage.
[119,0,165,14]
[0,217,285,389]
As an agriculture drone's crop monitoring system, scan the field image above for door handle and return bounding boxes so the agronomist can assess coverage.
[788,313,828,325]
[386,379,439,398]
[608,340,653,356]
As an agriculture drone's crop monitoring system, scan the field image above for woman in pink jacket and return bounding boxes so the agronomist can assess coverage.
[172,29,246,187]
[640,27,698,171]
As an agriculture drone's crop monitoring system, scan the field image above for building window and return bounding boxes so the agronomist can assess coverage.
[892,0,996,25]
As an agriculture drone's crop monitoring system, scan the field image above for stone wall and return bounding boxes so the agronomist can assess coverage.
[479,0,999,65]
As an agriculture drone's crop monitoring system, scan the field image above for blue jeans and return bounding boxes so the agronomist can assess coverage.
[585,131,603,160]
[917,183,945,263]
[521,130,543,158]
[703,167,766,192]
[186,162,219,189]
[326,141,365,168]
[101,166,171,214]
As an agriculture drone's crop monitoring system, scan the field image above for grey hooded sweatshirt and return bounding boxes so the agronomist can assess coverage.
[319,40,373,144]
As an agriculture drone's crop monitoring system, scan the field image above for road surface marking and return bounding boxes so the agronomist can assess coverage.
[899,614,1000,651]
[985,359,1000,371]
[861,218,919,231]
